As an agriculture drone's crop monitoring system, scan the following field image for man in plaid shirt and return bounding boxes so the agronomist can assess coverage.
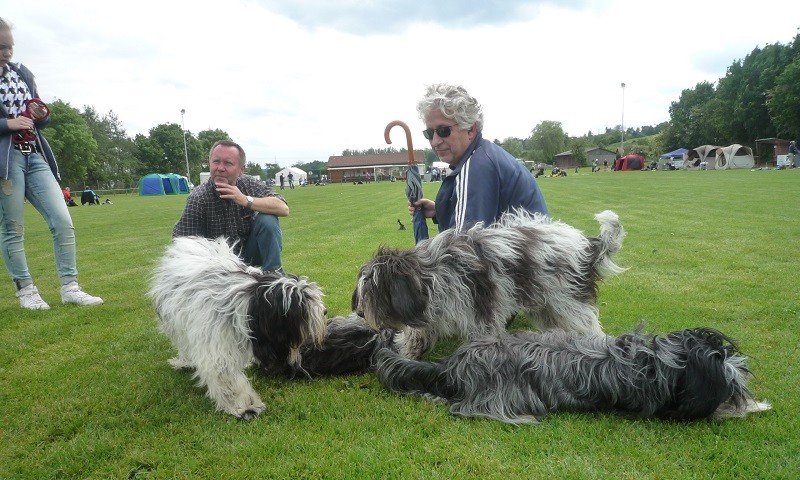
[172,140,288,271]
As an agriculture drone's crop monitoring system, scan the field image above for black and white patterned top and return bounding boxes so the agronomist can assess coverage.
[172,175,286,241]
[0,64,33,117]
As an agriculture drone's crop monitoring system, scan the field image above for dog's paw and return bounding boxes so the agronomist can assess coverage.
[231,397,266,420]
[168,357,194,370]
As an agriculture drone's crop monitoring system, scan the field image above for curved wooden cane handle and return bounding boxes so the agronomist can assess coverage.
[384,120,416,165]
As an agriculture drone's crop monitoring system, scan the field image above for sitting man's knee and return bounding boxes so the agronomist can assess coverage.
[253,213,281,233]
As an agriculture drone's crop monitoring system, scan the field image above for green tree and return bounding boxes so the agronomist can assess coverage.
[261,163,281,180]
[663,82,716,149]
[768,57,800,138]
[569,137,588,167]
[295,160,327,181]
[40,100,98,187]
[499,137,525,159]
[134,123,187,176]
[528,121,567,164]
[197,129,232,165]
[81,107,139,189]
[245,162,264,179]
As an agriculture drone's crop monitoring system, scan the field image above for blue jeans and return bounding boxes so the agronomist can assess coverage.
[0,149,77,286]
[241,213,283,271]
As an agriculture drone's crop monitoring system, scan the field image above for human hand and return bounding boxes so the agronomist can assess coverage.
[7,116,34,131]
[408,199,436,218]
[27,102,48,121]
[214,182,245,205]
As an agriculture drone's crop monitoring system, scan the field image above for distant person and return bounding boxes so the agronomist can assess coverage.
[287,172,294,189]
[81,186,100,205]
[0,17,102,309]
[409,83,548,232]
[63,187,77,207]
[173,140,288,271]
[592,159,598,172]
[789,140,798,167]
[279,173,285,190]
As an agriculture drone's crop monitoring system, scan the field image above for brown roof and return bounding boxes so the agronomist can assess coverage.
[327,152,425,168]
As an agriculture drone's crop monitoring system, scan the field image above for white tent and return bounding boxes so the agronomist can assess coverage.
[715,144,755,170]
[686,145,721,169]
[274,167,307,186]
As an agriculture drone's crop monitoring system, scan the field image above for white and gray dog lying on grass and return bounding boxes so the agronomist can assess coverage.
[375,327,772,424]
[150,236,327,419]
[352,209,626,359]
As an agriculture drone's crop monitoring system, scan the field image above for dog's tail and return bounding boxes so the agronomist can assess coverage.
[592,210,626,277]
[375,348,455,400]
[294,314,396,378]
[633,327,771,420]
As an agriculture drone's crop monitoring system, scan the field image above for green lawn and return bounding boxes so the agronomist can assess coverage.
[1,168,798,479]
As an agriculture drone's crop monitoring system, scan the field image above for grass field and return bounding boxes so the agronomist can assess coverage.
[1,168,798,479]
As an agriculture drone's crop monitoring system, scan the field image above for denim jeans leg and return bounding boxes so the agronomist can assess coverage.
[2,150,78,282]
[242,213,283,271]
[0,150,32,283]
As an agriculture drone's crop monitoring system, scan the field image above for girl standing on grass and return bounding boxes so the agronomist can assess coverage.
[0,17,102,310]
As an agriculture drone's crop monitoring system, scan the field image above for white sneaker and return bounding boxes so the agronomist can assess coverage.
[16,284,51,310]
[61,282,104,306]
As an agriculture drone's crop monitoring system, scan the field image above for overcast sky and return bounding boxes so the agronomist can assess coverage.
[7,0,798,167]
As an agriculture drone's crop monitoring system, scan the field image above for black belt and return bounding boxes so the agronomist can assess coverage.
[13,142,39,154]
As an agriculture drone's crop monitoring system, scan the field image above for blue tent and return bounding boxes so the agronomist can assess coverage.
[166,173,190,194]
[660,148,688,159]
[139,173,176,195]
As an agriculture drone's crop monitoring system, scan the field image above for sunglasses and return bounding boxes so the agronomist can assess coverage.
[422,123,458,140]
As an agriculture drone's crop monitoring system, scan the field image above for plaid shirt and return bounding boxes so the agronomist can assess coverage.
[172,175,286,241]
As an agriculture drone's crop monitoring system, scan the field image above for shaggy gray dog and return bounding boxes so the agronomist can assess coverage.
[353,210,626,359]
[375,327,772,424]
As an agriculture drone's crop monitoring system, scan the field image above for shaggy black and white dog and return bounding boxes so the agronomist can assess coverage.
[352,210,626,359]
[149,236,327,419]
[296,313,396,378]
[375,327,772,424]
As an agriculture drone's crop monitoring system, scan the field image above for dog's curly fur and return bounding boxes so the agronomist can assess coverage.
[149,236,326,419]
[352,209,626,359]
[375,327,772,424]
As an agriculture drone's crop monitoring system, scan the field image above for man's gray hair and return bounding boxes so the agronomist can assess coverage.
[416,84,484,133]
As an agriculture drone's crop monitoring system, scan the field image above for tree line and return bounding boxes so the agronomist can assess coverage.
[492,33,800,167]
[41,33,799,188]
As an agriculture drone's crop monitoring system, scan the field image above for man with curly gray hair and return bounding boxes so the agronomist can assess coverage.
[410,84,548,232]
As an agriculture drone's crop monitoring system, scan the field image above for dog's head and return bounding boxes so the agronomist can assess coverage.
[352,247,429,331]
[247,271,327,374]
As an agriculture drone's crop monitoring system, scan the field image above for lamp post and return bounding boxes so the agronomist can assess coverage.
[620,83,626,155]
[180,108,190,184]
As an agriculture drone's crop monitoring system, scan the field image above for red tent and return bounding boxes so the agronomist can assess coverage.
[614,153,645,171]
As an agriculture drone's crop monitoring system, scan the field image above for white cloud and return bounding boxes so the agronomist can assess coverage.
[7,0,798,167]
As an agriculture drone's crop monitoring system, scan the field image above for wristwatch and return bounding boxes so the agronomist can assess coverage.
[246,196,254,209]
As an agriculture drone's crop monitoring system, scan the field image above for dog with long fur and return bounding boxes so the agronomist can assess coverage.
[149,236,326,419]
[375,327,772,424]
[296,313,396,378]
[352,209,626,359]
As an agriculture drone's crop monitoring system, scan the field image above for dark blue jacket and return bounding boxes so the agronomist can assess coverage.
[434,133,548,232]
